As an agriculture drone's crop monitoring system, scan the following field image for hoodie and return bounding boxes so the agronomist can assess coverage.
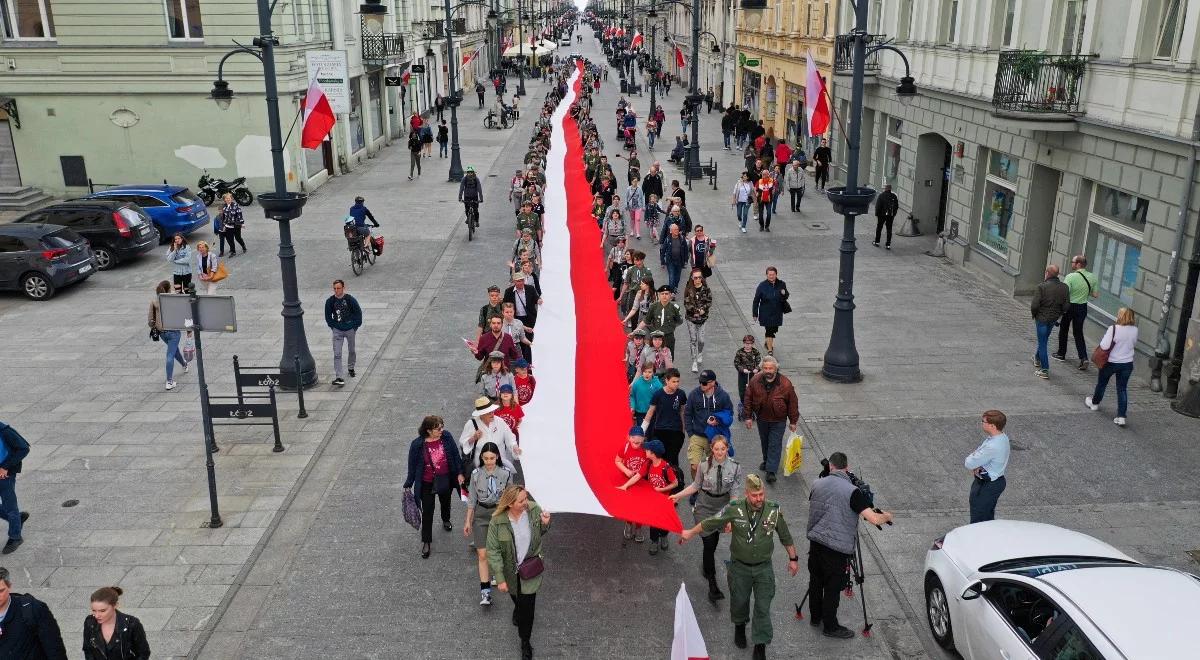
[704,408,735,456]
[685,383,734,438]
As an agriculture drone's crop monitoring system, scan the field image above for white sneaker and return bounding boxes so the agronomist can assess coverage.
[165,381,176,391]
[183,362,190,374]
[1084,396,1099,411]
[480,590,493,606]
[740,226,747,233]
[691,360,699,373]
[1114,417,1127,427]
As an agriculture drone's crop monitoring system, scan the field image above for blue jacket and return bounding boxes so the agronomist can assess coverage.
[403,433,462,501]
[324,294,363,332]
[684,384,734,437]
[705,408,735,456]
[752,278,789,328]
[660,233,691,268]
[347,203,377,228]
[0,422,31,474]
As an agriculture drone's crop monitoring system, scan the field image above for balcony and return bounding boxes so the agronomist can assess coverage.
[362,32,406,64]
[991,51,1091,130]
[833,34,885,77]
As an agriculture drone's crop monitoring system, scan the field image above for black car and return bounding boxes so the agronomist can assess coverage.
[0,223,96,300]
[13,199,159,270]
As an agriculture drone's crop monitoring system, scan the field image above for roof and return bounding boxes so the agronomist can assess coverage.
[0,222,68,237]
[91,184,186,195]
[1039,566,1200,657]
[945,520,1132,571]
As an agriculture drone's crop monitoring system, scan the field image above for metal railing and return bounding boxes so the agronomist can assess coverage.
[362,33,406,62]
[833,33,885,74]
[992,50,1090,114]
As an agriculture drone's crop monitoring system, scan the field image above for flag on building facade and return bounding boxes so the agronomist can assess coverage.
[398,62,411,85]
[301,79,335,149]
[805,48,830,136]
[674,43,687,70]
[630,30,643,49]
[670,584,710,660]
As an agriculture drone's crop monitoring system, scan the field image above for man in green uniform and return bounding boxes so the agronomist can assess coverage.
[1053,254,1099,369]
[476,285,505,340]
[515,201,542,241]
[638,285,684,356]
[680,473,798,660]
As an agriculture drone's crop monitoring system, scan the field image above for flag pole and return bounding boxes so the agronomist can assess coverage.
[282,105,305,147]
[821,86,848,146]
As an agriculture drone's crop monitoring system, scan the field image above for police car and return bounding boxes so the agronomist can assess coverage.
[923,520,1200,659]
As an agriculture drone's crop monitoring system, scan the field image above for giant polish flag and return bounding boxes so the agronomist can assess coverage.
[520,61,682,533]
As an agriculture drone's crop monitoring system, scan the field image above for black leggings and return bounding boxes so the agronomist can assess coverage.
[420,487,451,543]
[511,582,537,643]
[220,227,246,254]
[702,531,721,578]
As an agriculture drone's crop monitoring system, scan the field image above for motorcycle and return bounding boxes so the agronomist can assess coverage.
[196,171,254,207]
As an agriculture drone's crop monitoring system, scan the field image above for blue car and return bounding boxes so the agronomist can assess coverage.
[85,185,210,243]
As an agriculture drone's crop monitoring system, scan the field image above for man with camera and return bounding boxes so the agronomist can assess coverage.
[806,452,893,639]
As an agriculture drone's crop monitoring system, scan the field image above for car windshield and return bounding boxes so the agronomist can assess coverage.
[981,555,1139,577]
[171,190,198,205]
[41,229,83,249]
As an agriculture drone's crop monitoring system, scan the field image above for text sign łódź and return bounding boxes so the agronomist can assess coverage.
[209,401,276,420]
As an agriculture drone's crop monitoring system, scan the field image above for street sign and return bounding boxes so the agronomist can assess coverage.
[209,401,276,420]
[738,52,745,65]
[385,76,404,86]
[411,64,426,73]
[235,371,281,389]
[744,58,760,67]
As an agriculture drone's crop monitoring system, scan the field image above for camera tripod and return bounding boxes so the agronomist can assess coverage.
[794,529,875,637]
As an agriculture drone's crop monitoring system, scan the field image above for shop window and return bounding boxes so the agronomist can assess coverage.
[349,76,365,152]
[978,150,1020,255]
[1091,184,1148,232]
[884,138,901,188]
[1085,184,1148,317]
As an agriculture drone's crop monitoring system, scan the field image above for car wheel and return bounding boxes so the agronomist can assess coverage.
[20,272,55,301]
[93,246,116,270]
[233,188,254,206]
[925,574,956,651]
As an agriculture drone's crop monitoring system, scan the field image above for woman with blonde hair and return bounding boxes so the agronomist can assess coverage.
[194,241,222,294]
[1085,307,1139,427]
[487,484,551,660]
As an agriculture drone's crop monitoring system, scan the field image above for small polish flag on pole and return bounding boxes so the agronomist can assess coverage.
[630,30,643,49]
[300,79,336,149]
[670,583,709,660]
[399,63,411,85]
[805,48,831,137]
[674,43,687,70]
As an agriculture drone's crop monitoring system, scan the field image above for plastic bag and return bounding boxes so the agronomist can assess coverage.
[402,488,422,531]
[782,434,804,477]
[181,332,196,363]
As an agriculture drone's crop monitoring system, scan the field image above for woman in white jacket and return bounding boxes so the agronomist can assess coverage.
[1085,307,1139,427]
[194,241,222,294]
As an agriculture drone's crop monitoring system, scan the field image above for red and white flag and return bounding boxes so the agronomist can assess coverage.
[674,43,687,69]
[398,63,411,85]
[671,584,710,660]
[301,79,336,149]
[629,30,643,49]
[616,27,625,38]
[805,48,830,137]
[518,61,682,534]
[460,46,480,70]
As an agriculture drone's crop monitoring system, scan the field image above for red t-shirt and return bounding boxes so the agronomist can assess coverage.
[645,460,676,490]
[618,441,647,475]
[495,403,524,438]
[514,374,536,406]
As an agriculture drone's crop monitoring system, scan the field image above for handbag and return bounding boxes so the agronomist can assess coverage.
[149,327,160,342]
[401,489,421,531]
[517,555,545,580]
[781,299,793,314]
[1091,326,1114,369]
[210,261,229,283]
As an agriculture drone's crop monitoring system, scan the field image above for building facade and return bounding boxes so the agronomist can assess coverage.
[833,0,1200,360]
[734,0,836,151]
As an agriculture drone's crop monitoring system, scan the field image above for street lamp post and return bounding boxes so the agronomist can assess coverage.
[516,0,527,96]
[208,0,316,389]
[684,0,702,180]
[443,0,464,181]
[818,1,916,382]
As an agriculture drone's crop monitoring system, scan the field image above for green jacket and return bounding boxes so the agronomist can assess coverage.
[486,501,551,593]
[700,498,793,564]
[643,301,684,337]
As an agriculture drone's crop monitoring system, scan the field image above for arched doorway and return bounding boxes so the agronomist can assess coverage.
[913,133,952,235]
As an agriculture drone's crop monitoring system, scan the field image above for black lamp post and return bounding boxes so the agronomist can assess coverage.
[812,1,917,383]
[516,0,527,96]
[440,2,497,182]
[208,0,316,389]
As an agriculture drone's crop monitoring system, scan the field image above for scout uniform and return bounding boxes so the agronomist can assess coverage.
[516,211,542,237]
[643,293,684,356]
[699,476,794,647]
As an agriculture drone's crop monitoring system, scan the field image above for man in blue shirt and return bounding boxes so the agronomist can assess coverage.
[346,196,379,252]
[965,410,1011,523]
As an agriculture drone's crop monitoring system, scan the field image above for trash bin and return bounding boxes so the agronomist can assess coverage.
[620,79,628,93]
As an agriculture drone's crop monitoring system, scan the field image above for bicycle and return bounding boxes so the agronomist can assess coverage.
[463,200,480,241]
[345,225,376,276]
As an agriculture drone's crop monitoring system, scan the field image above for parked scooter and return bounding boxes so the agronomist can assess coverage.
[196,170,254,206]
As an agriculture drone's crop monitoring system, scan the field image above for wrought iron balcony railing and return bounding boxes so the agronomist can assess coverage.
[992,50,1091,115]
[362,32,406,62]
[833,33,885,75]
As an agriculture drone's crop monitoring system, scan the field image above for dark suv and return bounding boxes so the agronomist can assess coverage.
[0,223,96,300]
[13,200,159,270]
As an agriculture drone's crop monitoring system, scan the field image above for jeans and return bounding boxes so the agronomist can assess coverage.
[0,473,22,540]
[723,131,731,148]
[808,541,852,631]
[409,152,422,177]
[757,420,786,473]
[1092,361,1134,417]
[666,263,683,293]
[789,188,804,211]
[770,192,780,215]
[438,141,447,157]
[162,330,187,381]
[331,328,357,379]
[420,484,452,543]
[1056,303,1089,360]
[647,131,656,149]
[736,201,750,229]
[1035,321,1054,370]
[969,475,1006,523]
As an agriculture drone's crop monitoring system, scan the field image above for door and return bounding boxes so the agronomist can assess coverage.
[0,234,29,287]
[0,120,19,187]
[913,133,952,234]
[963,580,1052,660]
[1016,165,1060,293]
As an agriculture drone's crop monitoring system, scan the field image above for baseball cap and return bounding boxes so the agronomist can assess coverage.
[698,370,716,384]
[487,285,501,293]
[644,439,666,457]
[628,426,645,437]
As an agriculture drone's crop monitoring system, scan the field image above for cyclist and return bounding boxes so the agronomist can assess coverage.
[347,196,379,251]
[459,166,484,225]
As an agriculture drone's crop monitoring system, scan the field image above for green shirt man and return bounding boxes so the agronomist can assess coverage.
[1063,263,1098,304]
[638,288,684,355]
[680,474,798,652]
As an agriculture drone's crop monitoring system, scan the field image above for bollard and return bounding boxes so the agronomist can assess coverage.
[294,354,309,418]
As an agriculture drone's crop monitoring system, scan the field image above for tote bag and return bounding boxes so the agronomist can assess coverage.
[402,489,422,531]
[1091,326,1114,369]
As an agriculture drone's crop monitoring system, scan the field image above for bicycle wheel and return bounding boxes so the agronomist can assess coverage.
[351,249,364,275]
[365,242,376,265]
[467,215,475,241]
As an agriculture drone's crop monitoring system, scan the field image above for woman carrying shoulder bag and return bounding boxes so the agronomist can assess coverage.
[1085,307,1139,427]
[194,241,225,294]
[487,484,551,660]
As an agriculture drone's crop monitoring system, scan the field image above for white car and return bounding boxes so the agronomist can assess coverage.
[923,520,1200,659]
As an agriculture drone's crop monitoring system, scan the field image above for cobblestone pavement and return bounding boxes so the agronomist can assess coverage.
[3,34,1197,660]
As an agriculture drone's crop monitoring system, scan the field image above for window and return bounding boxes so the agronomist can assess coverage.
[367,74,383,140]
[941,0,960,43]
[805,4,813,36]
[884,139,901,188]
[1002,0,1017,45]
[0,235,26,253]
[978,150,1020,255]
[1154,0,1186,60]
[1085,185,1149,316]
[1044,625,1102,659]
[348,76,365,152]
[822,0,830,36]
[1059,0,1085,54]
[164,0,203,40]
[897,0,914,41]
[990,0,1018,47]
[1,0,55,39]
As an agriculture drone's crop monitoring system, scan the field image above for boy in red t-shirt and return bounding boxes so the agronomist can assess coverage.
[618,438,678,554]
[615,426,648,543]
[512,359,536,406]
